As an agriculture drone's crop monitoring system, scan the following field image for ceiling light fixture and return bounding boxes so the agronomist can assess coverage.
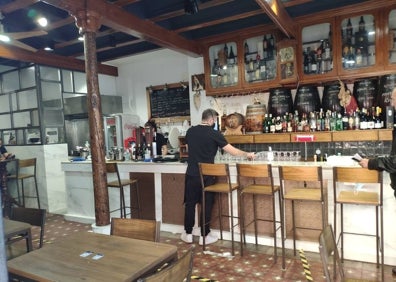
[37,17,48,27]
[184,0,199,15]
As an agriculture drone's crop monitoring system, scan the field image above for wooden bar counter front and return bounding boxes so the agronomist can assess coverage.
[61,156,395,266]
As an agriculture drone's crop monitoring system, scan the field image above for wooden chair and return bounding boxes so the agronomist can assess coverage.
[110,218,160,242]
[279,165,326,256]
[236,163,284,268]
[199,162,239,255]
[9,207,46,249]
[138,245,195,282]
[7,158,40,208]
[319,224,376,282]
[333,166,384,281]
[106,162,141,218]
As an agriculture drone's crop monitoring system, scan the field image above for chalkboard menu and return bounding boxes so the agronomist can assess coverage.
[148,84,190,118]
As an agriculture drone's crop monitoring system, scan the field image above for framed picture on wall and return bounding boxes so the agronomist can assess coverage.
[191,74,205,91]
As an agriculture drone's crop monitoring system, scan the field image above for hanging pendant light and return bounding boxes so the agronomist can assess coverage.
[184,0,199,15]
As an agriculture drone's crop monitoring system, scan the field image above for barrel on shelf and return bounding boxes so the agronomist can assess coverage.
[294,85,321,117]
[353,78,378,110]
[245,103,266,134]
[322,81,344,113]
[377,74,396,117]
[268,87,293,117]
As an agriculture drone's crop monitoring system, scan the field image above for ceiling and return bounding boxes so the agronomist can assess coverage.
[0,0,372,72]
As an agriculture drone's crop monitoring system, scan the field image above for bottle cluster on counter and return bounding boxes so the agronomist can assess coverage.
[261,106,383,133]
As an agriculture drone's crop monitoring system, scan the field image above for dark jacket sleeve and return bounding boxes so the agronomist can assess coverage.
[368,155,396,173]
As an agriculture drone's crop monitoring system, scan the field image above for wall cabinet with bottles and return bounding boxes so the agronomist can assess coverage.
[208,42,239,89]
[243,34,277,84]
[388,9,396,65]
[340,14,376,70]
[301,22,334,76]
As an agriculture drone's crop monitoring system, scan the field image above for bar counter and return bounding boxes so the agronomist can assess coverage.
[61,158,396,266]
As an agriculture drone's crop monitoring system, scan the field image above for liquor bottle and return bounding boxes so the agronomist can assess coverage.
[354,109,360,129]
[360,108,368,129]
[342,110,349,130]
[263,114,270,133]
[325,110,331,131]
[303,48,309,74]
[336,113,343,131]
[228,46,236,65]
[346,18,353,45]
[244,41,249,63]
[309,112,317,131]
[355,16,368,55]
[275,116,282,133]
[269,114,275,133]
[367,107,375,129]
[262,35,268,59]
[330,112,336,131]
[374,106,383,129]
[223,43,228,60]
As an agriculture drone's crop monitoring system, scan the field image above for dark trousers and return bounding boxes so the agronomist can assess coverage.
[184,175,215,236]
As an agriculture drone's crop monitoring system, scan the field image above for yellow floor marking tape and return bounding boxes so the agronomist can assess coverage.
[299,249,313,282]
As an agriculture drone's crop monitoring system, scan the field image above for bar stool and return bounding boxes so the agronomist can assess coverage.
[279,165,326,256]
[8,158,40,208]
[106,162,141,218]
[236,163,285,268]
[333,166,383,281]
[199,162,239,255]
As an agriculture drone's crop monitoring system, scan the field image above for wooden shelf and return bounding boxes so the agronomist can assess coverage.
[224,129,390,144]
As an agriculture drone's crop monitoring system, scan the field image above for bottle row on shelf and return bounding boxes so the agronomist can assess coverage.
[262,107,384,134]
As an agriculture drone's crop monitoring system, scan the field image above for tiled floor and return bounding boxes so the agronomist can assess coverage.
[7,213,396,281]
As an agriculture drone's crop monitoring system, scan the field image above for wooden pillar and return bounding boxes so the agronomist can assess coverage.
[73,9,110,226]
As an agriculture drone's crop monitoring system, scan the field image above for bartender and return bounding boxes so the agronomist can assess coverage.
[144,119,167,156]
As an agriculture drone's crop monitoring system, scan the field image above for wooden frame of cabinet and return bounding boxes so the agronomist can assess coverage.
[383,5,396,71]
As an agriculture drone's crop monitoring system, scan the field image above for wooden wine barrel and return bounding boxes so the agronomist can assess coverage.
[322,81,344,113]
[245,103,266,134]
[268,88,293,116]
[294,85,321,116]
[377,74,396,113]
[353,78,378,109]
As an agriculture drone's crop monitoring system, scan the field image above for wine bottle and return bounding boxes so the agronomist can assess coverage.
[228,46,236,64]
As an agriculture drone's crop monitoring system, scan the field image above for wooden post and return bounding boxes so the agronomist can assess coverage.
[73,9,110,226]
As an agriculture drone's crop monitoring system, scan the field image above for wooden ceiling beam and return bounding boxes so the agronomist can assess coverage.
[255,0,296,39]
[0,0,39,14]
[0,42,118,76]
[41,0,202,57]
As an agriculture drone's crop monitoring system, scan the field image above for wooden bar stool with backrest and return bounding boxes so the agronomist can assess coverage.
[199,162,239,255]
[333,166,384,281]
[279,165,326,256]
[236,163,285,268]
[8,158,40,208]
[106,162,141,219]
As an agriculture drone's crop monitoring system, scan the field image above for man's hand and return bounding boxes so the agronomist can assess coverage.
[246,152,255,160]
[359,158,369,168]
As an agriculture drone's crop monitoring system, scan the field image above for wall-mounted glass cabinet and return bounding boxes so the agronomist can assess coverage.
[243,33,277,83]
[208,41,238,88]
[301,22,333,75]
[340,14,375,70]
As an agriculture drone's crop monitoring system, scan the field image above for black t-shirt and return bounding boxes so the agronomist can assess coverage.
[0,145,7,154]
[185,125,228,176]
[154,133,167,156]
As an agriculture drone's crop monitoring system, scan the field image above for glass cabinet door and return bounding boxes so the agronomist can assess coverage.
[301,22,333,75]
[341,14,375,70]
[389,9,396,64]
[209,42,238,88]
[243,34,277,83]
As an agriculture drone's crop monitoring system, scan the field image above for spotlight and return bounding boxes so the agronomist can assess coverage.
[163,84,168,91]
[180,81,187,89]
[184,0,199,15]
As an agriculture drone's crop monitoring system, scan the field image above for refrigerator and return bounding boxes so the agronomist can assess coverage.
[103,114,140,153]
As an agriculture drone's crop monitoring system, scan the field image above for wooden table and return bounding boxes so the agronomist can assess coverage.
[7,231,178,282]
[3,218,33,252]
